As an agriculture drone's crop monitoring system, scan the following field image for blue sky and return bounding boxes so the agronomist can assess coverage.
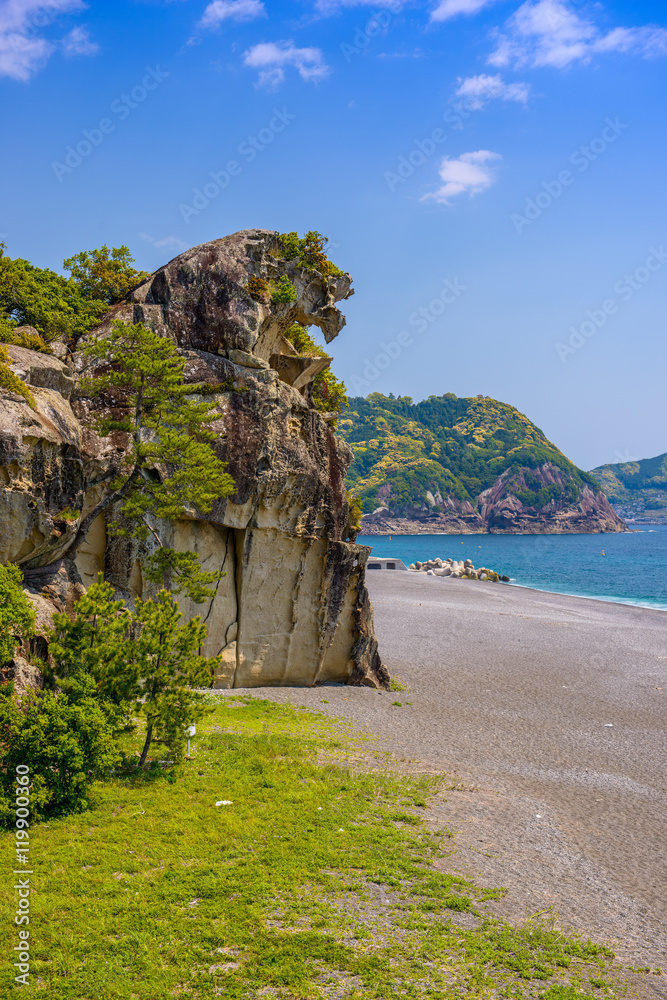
[1,0,666,470]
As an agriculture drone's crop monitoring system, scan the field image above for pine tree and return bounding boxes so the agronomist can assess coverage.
[48,578,219,766]
[71,321,236,601]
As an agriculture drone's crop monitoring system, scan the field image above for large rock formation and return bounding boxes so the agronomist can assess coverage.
[1,230,387,690]
[361,462,626,535]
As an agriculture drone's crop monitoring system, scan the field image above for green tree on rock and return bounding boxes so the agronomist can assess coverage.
[63,244,150,305]
[71,320,236,601]
[0,564,35,666]
[0,243,105,343]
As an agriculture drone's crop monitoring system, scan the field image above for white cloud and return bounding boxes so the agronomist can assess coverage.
[422,150,501,204]
[62,25,98,56]
[0,32,50,80]
[0,0,92,81]
[430,0,500,23]
[455,73,530,108]
[243,41,329,88]
[314,0,402,13]
[139,233,189,254]
[197,0,266,30]
[489,0,667,70]
[593,25,667,58]
[0,0,87,80]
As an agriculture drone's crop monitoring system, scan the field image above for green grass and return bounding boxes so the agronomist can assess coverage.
[0,697,632,998]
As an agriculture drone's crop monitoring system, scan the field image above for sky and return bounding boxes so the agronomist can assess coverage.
[1,0,666,471]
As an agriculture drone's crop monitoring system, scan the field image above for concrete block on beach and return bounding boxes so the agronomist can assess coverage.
[409,556,509,583]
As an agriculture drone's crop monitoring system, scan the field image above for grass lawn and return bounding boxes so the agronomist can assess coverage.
[0,696,641,998]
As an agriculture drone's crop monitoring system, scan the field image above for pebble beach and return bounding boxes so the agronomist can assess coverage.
[234,573,667,981]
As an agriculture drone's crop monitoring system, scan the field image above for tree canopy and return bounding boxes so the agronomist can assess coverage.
[0,242,149,346]
[63,244,150,304]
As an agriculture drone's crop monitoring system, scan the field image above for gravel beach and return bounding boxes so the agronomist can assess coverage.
[229,574,667,981]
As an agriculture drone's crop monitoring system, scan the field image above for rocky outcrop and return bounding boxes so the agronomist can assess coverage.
[361,462,627,535]
[1,230,388,690]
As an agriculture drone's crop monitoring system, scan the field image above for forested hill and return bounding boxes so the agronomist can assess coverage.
[590,452,667,520]
[338,393,626,535]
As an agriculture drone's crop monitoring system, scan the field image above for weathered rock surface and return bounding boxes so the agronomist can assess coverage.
[361,462,627,535]
[2,229,387,690]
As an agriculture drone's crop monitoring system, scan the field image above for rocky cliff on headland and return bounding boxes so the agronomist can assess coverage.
[341,393,627,535]
[1,230,387,690]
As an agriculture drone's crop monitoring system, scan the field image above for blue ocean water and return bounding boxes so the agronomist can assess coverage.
[357,525,667,612]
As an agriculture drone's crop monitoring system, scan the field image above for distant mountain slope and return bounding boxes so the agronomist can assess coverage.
[339,393,627,535]
[590,453,667,521]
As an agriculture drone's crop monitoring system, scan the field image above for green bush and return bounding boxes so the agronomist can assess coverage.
[271,275,297,304]
[48,578,135,732]
[346,489,363,538]
[0,316,51,353]
[0,345,36,408]
[0,564,35,665]
[284,323,348,417]
[0,683,121,824]
[312,367,348,417]
[0,243,105,342]
[276,231,346,278]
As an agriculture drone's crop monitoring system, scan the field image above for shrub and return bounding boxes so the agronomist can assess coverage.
[0,317,51,353]
[271,275,297,304]
[0,241,149,345]
[48,578,135,732]
[276,231,346,278]
[0,683,121,824]
[0,344,36,408]
[284,323,348,417]
[0,242,105,342]
[247,276,269,301]
[313,367,348,417]
[346,489,363,538]
[0,564,35,666]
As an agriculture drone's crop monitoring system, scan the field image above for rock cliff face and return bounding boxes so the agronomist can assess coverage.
[360,462,626,535]
[1,230,387,690]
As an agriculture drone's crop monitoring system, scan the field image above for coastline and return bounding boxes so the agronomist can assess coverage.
[358,525,667,614]
[505,578,667,613]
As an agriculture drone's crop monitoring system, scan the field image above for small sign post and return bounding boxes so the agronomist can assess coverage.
[186,724,196,758]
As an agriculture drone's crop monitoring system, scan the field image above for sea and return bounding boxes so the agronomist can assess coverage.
[357,524,667,612]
